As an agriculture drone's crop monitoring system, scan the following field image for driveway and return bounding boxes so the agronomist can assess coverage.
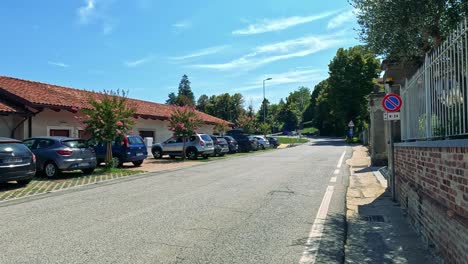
[0,138,350,264]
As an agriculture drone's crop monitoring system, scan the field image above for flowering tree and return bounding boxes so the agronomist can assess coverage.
[214,121,230,136]
[80,90,136,168]
[168,105,203,160]
[236,115,256,134]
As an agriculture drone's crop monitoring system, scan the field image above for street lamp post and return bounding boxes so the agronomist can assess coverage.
[262,77,272,123]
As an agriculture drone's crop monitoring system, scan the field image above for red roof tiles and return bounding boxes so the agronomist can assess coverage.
[0,76,227,124]
[0,100,22,113]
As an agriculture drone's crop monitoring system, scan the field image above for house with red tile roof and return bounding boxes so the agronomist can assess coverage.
[0,76,230,143]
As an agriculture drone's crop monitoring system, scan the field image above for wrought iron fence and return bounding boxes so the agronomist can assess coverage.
[401,19,468,141]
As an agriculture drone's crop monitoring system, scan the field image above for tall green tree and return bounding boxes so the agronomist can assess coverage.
[196,94,209,112]
[81,90,136,168]
[166,92,177,105]
[351,0,468,63]
[327,46,380,134]
[177,74,195,106]
[303,82,324,125]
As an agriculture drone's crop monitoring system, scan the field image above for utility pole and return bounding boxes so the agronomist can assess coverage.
[262,78,272,123]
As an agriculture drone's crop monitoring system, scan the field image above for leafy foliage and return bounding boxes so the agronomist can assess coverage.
[327,46,380,135]
[168,105,203,160]
[196,93,245,123]
[80,90,136,167]
[258,122,271,136]
[166,74,196,106]
[236,115,256,134]
[351,0,468,63]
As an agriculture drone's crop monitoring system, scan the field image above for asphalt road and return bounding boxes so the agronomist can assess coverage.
[0,138,350,264]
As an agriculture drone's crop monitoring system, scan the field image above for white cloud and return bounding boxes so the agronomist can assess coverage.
[172,20,192,29]
[170,45,229,61]
[192,34,345,71]
[77,0,96,24]
[124,56,152,67]
[48,61,70,68]
[232,11,337,35]
[235,69,327,92]
[327,9,356,29]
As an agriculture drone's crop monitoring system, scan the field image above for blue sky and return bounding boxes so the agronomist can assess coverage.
[0,0,360,109]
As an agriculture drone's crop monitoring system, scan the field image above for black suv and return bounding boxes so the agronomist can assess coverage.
[226,130,252,152]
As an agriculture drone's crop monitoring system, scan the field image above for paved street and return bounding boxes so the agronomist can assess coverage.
[0,138,350,264]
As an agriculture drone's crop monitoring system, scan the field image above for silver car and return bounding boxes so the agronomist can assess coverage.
[23,137,97,177]
[152,134,215,160]
[254,136,271,149]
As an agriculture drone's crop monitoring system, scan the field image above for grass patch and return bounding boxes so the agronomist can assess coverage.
[301,127,318,135]
[277,137,309,144]
[0,168,144,202]
[345,136,361,143]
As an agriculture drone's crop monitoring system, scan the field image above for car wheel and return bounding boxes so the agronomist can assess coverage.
[112,156,122,168]
[219,153,225,157]
[261,144,265,150]
[17,179,32,185]
[186,149,198,160]
[202,154,209,159]
[169,155,176,159]
[82,168,95,174]
[132,160,143,167]
[44,162,60,178]
[152,148,163,159]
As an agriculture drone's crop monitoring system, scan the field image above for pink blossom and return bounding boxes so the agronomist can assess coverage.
[116,121,124,126]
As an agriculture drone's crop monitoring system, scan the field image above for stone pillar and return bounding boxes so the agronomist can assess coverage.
[369,92,388,166]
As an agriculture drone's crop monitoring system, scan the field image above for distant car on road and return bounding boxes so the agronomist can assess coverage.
[90,135,147,168]
[23,137,96,177]
[253,136,270,149]
[223,136,238,153]
[152,134,214,160]
[0,137,36,185]
[210,135,229,157]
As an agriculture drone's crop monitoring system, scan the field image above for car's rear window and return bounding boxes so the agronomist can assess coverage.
[128,136,144,145]
[0,142,30,153]
[62,140,88,148]
[200,135,212,141]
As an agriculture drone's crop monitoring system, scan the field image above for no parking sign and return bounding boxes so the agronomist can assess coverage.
[382,93,402,112]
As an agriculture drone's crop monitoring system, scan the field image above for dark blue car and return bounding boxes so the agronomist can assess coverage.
[92,135,147,167]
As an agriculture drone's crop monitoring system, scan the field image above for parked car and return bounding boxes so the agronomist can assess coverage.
[247,136,260,151]
[229,134,252,152]
[0,137,36,185]
[223,136,238,153]
[266,136,279,148]
[23,137,97,177]
[152,134,214,160]
[210,135,229,156]
[90,135,147,168]
[254,136,270,149]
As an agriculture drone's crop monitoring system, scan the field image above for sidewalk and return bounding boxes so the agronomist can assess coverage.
[344,146,437,264]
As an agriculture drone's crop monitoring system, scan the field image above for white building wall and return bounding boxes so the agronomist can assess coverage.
[0,115,15,138]
[27,108,216,142]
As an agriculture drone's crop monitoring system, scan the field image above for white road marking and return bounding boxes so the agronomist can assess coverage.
[337,150,346,168]
[330,177,337,183]
[333,169,340,175]
[299,185,335,264]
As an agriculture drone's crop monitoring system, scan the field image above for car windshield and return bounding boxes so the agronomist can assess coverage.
[0,142,29,153]
[200,135,212,141]
[128,136,144,145]
[62,140,88,148]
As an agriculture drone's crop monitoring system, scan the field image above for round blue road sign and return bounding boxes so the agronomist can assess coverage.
[382,94,402,112]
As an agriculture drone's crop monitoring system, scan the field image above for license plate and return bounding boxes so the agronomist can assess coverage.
[4,158,22,164]
[79,162,90,167]
[136,153,143,156]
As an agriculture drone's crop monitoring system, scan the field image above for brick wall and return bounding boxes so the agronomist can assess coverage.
[395,143,468,264]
